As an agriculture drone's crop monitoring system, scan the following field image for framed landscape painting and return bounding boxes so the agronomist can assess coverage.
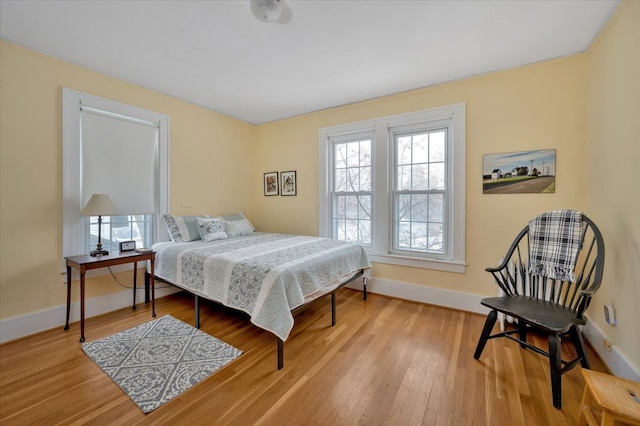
[482,149,556,194]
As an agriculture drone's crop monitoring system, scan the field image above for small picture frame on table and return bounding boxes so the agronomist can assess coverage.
[280,171,297,196]
[264,172,279,196]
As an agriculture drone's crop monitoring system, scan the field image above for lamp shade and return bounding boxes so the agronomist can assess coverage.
[81,194,117,216]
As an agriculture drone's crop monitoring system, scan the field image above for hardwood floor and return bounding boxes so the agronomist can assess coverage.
[0,289,606,425]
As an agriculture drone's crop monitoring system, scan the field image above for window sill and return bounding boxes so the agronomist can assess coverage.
[367,252,466,273]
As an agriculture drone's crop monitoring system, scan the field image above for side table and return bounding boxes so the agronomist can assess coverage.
[578,369,640,425]
[64,251,156,342]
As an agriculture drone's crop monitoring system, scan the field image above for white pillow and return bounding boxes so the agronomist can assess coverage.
[196,217,229,242]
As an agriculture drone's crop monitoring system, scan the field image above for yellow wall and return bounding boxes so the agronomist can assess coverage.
[254,55,588,296]
[585,1,640,372]
[0,40,256,319]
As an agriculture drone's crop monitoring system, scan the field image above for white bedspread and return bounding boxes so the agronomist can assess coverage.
[152,233,371,341]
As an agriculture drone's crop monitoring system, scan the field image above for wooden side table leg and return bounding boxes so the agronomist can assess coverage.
[144,272,150,304]
[601,412,616,426]
[577,385,593,426]
[132,261,137,310]
[150,256,156,317]
[64,265,71,330]
[79,269,86,342]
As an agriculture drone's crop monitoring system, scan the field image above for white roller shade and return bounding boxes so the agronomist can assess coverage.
[81,107,157,214]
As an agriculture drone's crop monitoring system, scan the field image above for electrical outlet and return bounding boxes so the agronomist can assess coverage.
[603,338,613,352]
[604,304,617,325]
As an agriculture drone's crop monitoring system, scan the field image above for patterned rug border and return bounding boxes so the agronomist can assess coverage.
[82,315,242,413]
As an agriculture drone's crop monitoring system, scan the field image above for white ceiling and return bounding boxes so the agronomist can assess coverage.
[0,0,619,124]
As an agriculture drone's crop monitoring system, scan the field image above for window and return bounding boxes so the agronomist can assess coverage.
[87,214,152,254]
[62,88,169,262]
[393,127,447,255]
[330,132,373,245]
[319,104,465,272]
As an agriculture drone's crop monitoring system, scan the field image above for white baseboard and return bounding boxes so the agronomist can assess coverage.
[349,277,639,380]
[582,314,640,381]
[0,286,180,344]
[348,277,490,315]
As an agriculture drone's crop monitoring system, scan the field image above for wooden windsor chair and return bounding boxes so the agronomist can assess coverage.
[474,210,605,409]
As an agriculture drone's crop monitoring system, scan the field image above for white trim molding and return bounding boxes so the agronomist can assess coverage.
[0,286,180,344]
[582,314,640,381]
[348,277,489,315]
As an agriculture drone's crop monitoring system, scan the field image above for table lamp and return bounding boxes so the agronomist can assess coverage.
[81,193,117,256]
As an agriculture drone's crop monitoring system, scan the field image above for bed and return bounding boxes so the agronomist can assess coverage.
[145,229,371,369]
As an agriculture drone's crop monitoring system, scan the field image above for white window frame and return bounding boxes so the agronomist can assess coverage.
[319,103,466,273]
[62,88,170,267]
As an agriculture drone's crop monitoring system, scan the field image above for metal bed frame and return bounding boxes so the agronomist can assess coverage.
[145,269,368,370]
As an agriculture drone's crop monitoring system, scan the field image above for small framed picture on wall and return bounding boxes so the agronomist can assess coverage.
[264,171,279,196]
[280,171,297,196]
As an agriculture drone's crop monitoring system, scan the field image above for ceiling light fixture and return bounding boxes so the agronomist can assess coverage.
[250,0,291,24]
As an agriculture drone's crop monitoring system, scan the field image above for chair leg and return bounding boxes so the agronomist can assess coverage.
[474,310,497,360]
[569,326,590,369]
[548,333,562,409]
[518,322,528,349]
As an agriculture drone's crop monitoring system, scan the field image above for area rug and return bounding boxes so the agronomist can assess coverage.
[82,315,242,413]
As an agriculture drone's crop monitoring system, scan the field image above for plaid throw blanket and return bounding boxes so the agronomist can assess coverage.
[528,210,583,282]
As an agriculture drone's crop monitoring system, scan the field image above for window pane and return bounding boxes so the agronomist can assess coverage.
[112,221,131,242]
[410,194,429,222]
[397,165,411,190]
[347,142,360,167]
[428,222,444,252]
[346,196,359,219]
[335,144,347,169]
[346,168,359,191]
[429,162,445,190]
[335,219,346,240]
[411,222,428,250]
[396,194,411,221]
[360,166,371,191]
[359,140,371,167]
[413,134,428,163]
[429,194,444,222]
[398,222,411,249]
[397,136,412,164]
[336,195,346,218]
[359,220,371,244]
[430,131,446,162]
[345,220,359,242]
[358,195,371,220]
[411,164,428,190]
[335,168,346,192]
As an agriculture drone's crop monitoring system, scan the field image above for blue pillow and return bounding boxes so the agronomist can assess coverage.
[164,214,208,242]
[221,212,255,237]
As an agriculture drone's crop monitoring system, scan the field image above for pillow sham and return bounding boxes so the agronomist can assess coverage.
[164,214,208,242]
[196,217,229,242]
[224,220,254,238]
[220,212,256,231]
[222,212,255,238]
